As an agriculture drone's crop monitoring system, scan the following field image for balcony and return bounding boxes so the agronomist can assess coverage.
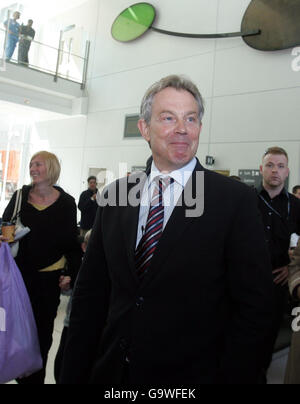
[0,27,89,115]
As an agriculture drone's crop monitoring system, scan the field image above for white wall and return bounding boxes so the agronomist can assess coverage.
[32,0,300,204]
[34,116,87,198]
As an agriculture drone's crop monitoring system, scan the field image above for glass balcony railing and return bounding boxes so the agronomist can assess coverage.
[0,27,90,88]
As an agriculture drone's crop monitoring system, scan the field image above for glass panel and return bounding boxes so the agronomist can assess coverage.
[20,39,59,75]
[0,27,86,84]
[58,47,85,83]
[111,3,156,42]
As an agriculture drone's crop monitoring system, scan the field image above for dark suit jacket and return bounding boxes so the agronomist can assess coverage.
[60,160,274,385]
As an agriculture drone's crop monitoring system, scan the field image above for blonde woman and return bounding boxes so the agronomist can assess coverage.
[2,151,82,384]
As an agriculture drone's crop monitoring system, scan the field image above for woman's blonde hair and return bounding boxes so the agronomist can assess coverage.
[30,151,61,186]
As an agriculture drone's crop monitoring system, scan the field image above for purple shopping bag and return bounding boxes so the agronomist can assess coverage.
[0,243,42,384]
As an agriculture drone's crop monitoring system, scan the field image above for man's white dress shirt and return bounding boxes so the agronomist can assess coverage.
[136,158,196,248]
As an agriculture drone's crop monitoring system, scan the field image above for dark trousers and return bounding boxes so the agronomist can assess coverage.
[17,271,61,384]
[18,40,31,65]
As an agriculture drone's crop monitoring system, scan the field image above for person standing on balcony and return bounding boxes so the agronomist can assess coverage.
[18,19,35,66]
[3,11,21,61]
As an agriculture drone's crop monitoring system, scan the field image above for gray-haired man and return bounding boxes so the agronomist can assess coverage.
[61,75,273,385]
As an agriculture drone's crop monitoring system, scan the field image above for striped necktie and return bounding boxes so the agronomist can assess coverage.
[135,176,173,279]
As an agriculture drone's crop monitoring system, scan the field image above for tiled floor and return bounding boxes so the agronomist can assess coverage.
[7,295,291,384]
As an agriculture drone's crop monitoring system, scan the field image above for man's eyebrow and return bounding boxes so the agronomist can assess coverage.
[185,111,198,116]
[159,110,175,115]
[159,110,198,115]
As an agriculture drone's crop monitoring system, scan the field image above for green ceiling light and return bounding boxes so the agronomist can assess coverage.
[111,2,156,42]
[111,2,260,43]
[112,1,300,51]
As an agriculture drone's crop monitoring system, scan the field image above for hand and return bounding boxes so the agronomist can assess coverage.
[59,276,71,292]
[92,193,97,201]
[272,266,289,286]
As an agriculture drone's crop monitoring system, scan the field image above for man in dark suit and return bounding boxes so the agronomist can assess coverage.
[60,75,273,385]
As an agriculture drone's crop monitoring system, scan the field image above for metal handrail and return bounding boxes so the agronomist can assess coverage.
[0,27,85,60]
[0,24,89,85]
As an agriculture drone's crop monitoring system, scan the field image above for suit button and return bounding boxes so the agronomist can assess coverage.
[136,297,144,307]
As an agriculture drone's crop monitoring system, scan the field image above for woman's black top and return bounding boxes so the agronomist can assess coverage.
[3,185,82,280]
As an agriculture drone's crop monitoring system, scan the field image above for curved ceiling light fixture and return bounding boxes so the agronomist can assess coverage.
[111,1,300,51]
[111,2,260,43]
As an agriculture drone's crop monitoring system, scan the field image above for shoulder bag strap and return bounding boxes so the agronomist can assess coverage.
[11,189,22,223]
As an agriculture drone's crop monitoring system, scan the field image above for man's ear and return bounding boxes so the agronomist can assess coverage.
[138,119,150,143]
[199,122,203,137]
[259,164,263,174]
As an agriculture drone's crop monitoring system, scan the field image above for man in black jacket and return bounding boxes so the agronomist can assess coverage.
[257,146,300,380]
[61,75,274,385]
[78,176,98,237]
[18,19,35,66]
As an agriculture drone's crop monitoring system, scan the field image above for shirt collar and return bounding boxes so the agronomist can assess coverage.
[149,158,197,188]
[258,183,288,200]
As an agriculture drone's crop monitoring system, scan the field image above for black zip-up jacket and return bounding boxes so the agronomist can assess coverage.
[257,185,300,270]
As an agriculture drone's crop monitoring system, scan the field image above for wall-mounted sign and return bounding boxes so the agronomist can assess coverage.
[239,169,290,189]
[124,114,142,139]
[112,1,300,51]
[239,169,262,188]
[205,156,215,166]
[131,165,146,173]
